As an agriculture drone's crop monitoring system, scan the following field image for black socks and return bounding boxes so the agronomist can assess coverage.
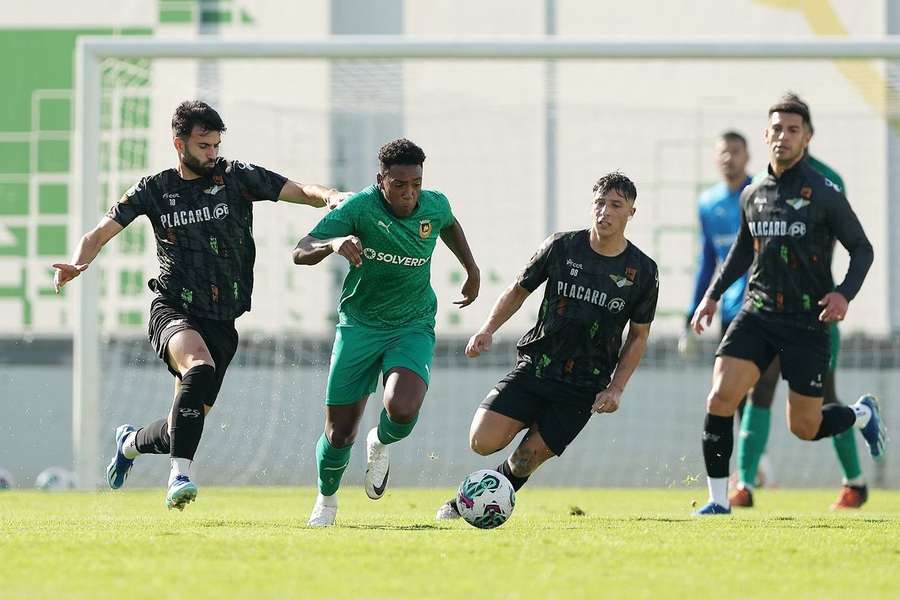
[170,364,216,460]
[702,413,734,478]
[497,460,530,491]
[813,404,856,440]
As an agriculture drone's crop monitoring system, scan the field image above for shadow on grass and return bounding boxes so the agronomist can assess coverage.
[339,523,445,531]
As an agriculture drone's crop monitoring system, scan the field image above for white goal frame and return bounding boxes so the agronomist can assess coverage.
[73,35,900,489]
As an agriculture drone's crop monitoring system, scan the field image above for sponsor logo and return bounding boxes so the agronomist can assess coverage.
[125,180,145,198]
[609,274,634,288]
[179,408,201,419]
[363,247,430,267]
[203,184,225,196]
[788,221,807,237]
[567,259,583,278]
[748,220,789,237]
[419,219,432,239]
[556,281,626,313]
[160,204,228,228]
[163,319,187,330]
[753,194,767,206]
[785,198,809,211]
[607,297,625,313]
[824,177,842,193]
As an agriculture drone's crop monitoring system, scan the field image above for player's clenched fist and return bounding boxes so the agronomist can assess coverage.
[52,263,89,293]
[330,235,363,267]
[592,385,622,414]
[465,331,493,357]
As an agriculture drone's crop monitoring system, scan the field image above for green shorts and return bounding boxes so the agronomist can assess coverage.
[829,322,840,372]
[325,322,435,405]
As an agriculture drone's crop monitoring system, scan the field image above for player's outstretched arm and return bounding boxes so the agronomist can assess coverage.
[465,282,530,357]
[292,234,362,267]
[52,217,123,293]
[439,218,480,308]
[593,321,650,414]
[278,180,351,209]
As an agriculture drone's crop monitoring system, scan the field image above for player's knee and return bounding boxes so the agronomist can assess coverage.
[179,357,215,376]
[788,417,819,441]
[469,432,500,456]
[326,424,358,448]
[385,403,419,425]
[706,390,738,415]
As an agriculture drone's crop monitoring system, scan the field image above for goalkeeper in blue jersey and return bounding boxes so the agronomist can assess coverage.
[682,130,752,340]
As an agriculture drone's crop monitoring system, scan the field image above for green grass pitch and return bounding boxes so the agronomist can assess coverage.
[2,487,899,599]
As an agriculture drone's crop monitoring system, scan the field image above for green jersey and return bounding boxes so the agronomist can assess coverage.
[309,185,455,328]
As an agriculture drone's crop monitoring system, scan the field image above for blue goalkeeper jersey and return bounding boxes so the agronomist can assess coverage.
[688,176,752,325]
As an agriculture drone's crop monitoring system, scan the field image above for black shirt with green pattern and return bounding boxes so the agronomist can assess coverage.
[106,158,288,320]
[515,230,659,390]
[709,159,872,330]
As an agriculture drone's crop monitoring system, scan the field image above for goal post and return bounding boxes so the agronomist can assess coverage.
[73,36,900,490]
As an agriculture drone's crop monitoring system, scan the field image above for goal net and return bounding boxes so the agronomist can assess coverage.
[72,38,898,490]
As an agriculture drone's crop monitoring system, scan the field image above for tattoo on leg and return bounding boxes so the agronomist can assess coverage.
[509,448,536,477]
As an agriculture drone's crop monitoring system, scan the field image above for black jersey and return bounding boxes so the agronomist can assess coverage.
[708,159,873,330]
[515,230,658,390]
[106,158,288,320]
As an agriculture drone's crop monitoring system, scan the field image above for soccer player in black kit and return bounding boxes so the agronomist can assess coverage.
[436,172,658,520]
[53,101,347,510]
[691,95,885,515]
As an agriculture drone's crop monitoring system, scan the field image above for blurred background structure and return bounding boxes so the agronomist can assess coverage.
[1,0,899,490]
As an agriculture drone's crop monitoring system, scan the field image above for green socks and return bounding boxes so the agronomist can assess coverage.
[737,403,771,488]
[832,428,862,481]
[738,402,864,486]
[376,409,418,445]
[316,433,352,496]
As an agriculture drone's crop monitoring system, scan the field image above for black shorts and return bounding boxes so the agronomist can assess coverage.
[479,366,596,456]
[147,296,239,405]
[717,310,829,397]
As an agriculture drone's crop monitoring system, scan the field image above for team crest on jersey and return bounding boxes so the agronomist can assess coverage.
[785,198,809,211]
[800,186,812,200]
[419,219,432,239]
[609,274,634,288]
[213,175,224,185]
[625,267,637,282]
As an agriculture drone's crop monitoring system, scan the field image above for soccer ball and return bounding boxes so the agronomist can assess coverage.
[456,469,516,529]
[35,467,77,491]
[0,468,14,490]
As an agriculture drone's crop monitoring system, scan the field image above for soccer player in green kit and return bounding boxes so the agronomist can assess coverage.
[292,138,480,526]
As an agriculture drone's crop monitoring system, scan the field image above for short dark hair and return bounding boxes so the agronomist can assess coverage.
[378,138,426,172]
[768,91,813,133]
[593,171,637,203]
[171,100,226,139]
[720,130,747,148]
